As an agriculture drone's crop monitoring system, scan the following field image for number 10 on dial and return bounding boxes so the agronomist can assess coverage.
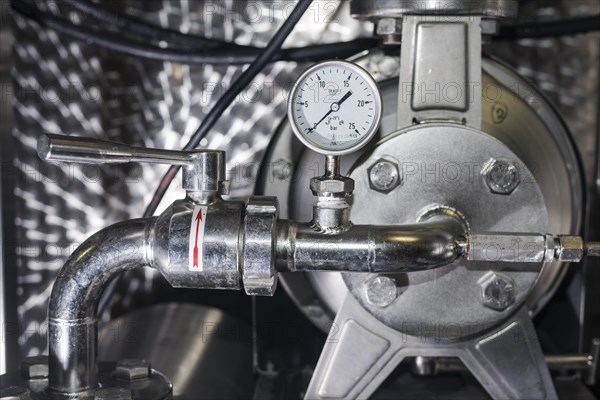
[288,60,383,156]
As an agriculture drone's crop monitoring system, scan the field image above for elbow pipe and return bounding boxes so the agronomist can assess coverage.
[276,214,467,273]
[48,218,156,395]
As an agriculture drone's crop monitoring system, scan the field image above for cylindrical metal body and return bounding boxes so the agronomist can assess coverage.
[183,151,226,193]
[587,242,600,257]
[311,197,352,233]
[587,338,600,386]
[325,155,341,177]
[466,233,555,263]
[153,199,244,290]
[418,355,594,374]
[48,219,155,394]
[544,355,592,371]
[276,214,466,273]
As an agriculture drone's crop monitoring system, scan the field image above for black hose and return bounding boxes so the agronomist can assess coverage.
[12,0,263,64]
[57,0,250,51]
[12,0,378,64]
[497,15,600,39]
[143,0,314,218]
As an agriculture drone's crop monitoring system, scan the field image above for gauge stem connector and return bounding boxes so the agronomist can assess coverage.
[309,155,355,234]
[325,155,341,177]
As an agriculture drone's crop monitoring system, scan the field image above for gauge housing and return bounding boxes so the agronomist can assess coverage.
[288,60,383,156]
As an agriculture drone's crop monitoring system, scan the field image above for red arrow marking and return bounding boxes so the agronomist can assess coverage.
[193,210,202,268]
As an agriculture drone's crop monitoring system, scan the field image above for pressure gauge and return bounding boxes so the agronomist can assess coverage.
[288,60,382,156]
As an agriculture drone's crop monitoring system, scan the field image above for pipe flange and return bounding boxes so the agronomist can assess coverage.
[243,196,279,296]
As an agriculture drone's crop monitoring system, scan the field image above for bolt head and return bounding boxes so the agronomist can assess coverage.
[479,272,515,311]
[365,275,398,307]
[368,159,401,193]
[115,359,151,381]
[20,356,48,380]
[481,158,520,195]
[376,18,402,35]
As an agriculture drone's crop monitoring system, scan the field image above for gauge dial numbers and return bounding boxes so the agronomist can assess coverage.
[288,60,382,156]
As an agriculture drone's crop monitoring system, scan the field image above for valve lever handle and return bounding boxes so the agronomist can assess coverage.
[37,134,227,196]
[39,134,193,165]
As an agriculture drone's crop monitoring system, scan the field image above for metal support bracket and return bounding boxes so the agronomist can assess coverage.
[305,294,557,399]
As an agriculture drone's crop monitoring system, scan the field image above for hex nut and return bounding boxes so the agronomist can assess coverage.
[481,158,520,195]
[376,18,402,45]
[115,359,151,381]
[310,176,355,196]
[0,386,30,400]
[557,235,584,262]
[368,159,401,194]
[376,18,401,35]
[20,356,48,379]
[365,276,398,307]
[94,388,132,400]
[479,272,515,311]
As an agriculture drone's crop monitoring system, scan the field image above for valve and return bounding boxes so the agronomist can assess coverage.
[38,133,249,294]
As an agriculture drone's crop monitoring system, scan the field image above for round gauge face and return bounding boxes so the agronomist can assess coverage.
[288,61,382,155]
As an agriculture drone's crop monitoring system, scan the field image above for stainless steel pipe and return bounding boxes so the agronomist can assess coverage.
[276,214,467,273]
[46,207,466,395]
[48,218,156,394]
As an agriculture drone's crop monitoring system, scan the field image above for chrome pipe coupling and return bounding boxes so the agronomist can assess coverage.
[243,197,279,296]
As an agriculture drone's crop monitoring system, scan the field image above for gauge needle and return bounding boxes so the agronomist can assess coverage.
[307,91,353,133]
[336,90,353,107]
